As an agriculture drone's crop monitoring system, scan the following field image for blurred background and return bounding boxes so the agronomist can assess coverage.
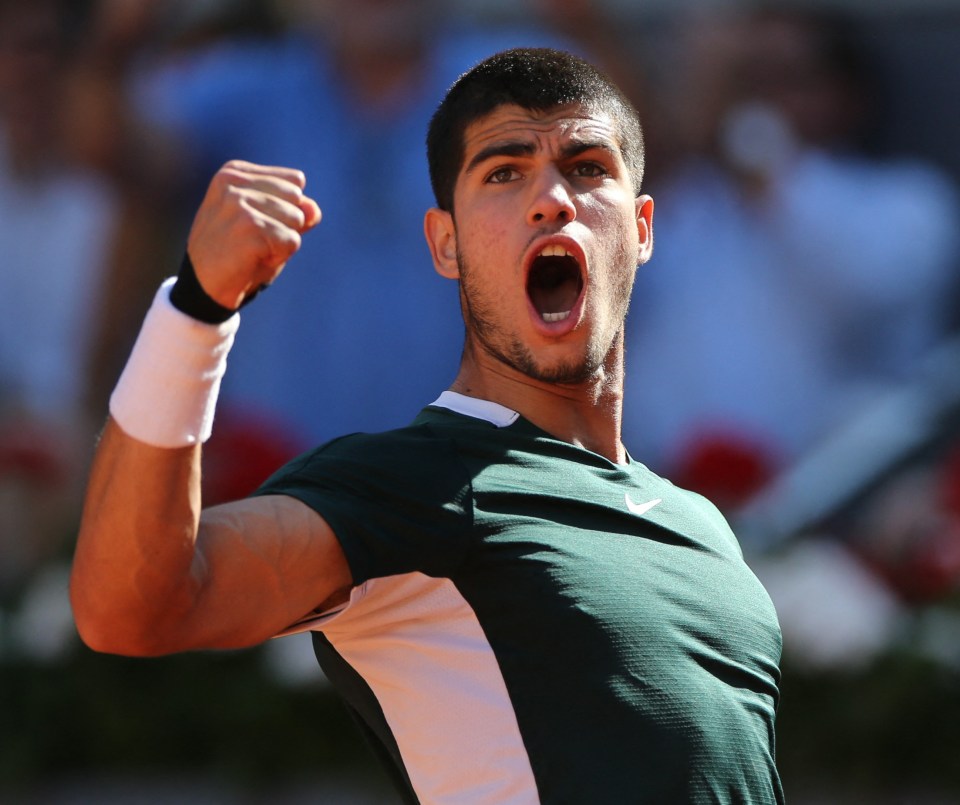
[2,0,960,802]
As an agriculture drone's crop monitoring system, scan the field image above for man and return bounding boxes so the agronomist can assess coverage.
[71,49,784,803]
[117,1,570,462]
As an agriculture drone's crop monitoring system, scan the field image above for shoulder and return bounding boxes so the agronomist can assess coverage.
[271,417,467,482]
[631,462,747,559]
[254,417,475,528]
[253,417,476,583]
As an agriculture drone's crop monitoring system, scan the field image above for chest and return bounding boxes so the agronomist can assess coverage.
[461,464,782,694]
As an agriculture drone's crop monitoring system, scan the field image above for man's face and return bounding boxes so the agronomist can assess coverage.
[427,103,653,385]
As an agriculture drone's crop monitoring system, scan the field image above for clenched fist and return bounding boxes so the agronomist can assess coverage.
[186,160,322,310]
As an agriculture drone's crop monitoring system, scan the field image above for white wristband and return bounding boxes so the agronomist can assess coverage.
[109,278,240,448]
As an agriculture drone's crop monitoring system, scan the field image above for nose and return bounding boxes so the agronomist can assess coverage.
[527,169,576,226]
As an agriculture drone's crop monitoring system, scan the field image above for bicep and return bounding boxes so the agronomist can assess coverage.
[184,494,351,650]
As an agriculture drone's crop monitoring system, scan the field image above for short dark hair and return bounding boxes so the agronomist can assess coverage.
[427,47,645,212]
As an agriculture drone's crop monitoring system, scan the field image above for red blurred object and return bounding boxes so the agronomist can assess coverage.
[672,430,778,510]
[852,454,960,605]
[0,420,68,484]
[939,442,960,518]
[201,408,307,506]
[863,521,960,605]
[902,522,960,602]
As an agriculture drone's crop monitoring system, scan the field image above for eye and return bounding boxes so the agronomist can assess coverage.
[571,161,609,179]
[485,166,521,184]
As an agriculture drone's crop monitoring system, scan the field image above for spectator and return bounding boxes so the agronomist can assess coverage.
[0,0,117,594]
[74,0,291,419]
[112,0,571,501]
[622,8,960,511]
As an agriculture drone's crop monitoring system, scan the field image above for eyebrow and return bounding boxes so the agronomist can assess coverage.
[464,139,618,175]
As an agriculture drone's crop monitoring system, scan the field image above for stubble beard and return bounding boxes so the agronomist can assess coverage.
[456,248,630,386]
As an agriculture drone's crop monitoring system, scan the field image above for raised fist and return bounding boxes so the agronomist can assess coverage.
[186,160,322,309]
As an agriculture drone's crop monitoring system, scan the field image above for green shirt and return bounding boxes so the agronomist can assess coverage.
[255,392,784,804]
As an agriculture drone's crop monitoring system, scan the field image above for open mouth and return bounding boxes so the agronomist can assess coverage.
[526,244,584,324]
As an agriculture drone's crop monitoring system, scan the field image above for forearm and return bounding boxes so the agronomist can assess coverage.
[70,419,204,655]
[69,161,323,656]
[70,276,236,655]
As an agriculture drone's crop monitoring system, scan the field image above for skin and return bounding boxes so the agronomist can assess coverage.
[70,104,654,657]
[70,161,352,656]
[425,103,653,462]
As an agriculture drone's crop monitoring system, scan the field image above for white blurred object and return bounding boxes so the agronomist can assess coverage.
[10,563,77,662]
[719,101,798,177]
[753,539,905,672]
[736,336,960,548]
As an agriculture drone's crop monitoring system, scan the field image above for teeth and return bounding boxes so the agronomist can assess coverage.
[542,311,571,323]
[538,244,573,258]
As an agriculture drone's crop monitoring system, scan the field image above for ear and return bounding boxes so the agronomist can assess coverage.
[635,195,654,265]
[424,207,459,279]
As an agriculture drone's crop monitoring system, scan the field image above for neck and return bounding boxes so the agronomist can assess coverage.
[449,337,628,464]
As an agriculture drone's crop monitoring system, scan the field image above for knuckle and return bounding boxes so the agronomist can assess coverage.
[210,171,237,196]
[274,227,301,257]
[214,162,249,189]
[232,193,257,224]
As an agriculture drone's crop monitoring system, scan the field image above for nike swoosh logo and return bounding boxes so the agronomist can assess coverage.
[625,494,662,517]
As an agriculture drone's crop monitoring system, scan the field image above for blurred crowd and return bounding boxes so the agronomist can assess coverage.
[2,0,960,684]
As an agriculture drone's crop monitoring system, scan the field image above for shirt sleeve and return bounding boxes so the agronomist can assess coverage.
[251,425,473,585]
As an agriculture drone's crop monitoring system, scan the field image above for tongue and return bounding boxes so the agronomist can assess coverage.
[531,281,577,316]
